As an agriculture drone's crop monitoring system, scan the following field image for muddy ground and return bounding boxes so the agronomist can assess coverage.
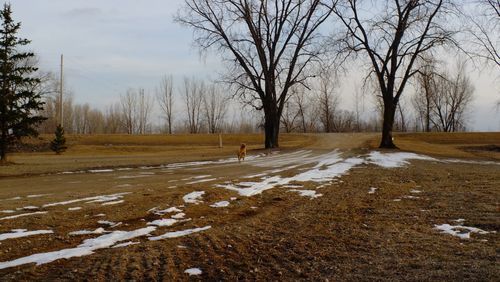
[0,133,498,281]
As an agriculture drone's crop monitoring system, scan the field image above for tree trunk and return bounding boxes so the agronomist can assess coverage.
[379,100,398,149]
[0,133,6,163]
[264,105,280,149]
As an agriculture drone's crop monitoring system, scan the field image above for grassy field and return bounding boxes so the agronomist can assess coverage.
[1,133,314,176]
[0,132,498,280]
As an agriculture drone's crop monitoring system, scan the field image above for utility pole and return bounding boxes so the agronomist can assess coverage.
[59,54,64,127]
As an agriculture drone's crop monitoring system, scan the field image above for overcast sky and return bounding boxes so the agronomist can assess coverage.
[10,0,500,131]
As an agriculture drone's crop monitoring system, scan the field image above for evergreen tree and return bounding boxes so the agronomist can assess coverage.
[0,4,45,163]
[50,124,67,154]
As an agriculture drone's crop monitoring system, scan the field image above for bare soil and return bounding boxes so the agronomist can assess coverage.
[0,133,498,281]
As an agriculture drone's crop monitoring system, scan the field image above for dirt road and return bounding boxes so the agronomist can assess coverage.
[0,133,498,281]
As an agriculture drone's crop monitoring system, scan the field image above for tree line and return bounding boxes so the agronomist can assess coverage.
[36,58,475,136]
[1,1,498,163]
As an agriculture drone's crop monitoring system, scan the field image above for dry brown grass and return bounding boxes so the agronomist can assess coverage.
[1,134,314,177]
[367,132,500,160]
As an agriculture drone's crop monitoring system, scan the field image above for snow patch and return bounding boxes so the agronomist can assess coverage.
[183,191,205,204]
[210,201,230,208]
[367,151,435,168]
[288,189,323,199]
[150,207,183,216]
[0,230,53,241]
[69,228,106,236]
[216,154,364,197]
[98,220,122,228]
[185,268,202,276]
[171,213,186,219]
[149,226,211,241]
[1,210,15,213]
[147,219,178,227]
[434,224,489,239]
[43,193,130,207]
[27,194,50,198]
[101,200,124,206]
[368,187,377,194]
[88,169,114,173]
[112,241,140,248]
[186,178,217,185]
[0,227,156,270]
[68,207,82,211]
[0,211,47,221]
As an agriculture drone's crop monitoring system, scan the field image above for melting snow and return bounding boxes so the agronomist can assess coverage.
[101,200,124,206]
[434,224,489,239]
[149,226,211,241]
[0,229,53,241]
[288,189,323,199]
[69,228,106,236]
[27,194,50,198]
[1,210,15,213]
[88,169,114,173]
[368,187,377,194]
[150,207,183,216]
[185,268,202,276]
[147,219,178,227]
[367,151,435,168]
[0,211,48,221]
[186,178,217,185]
[171,213,186,219]
[98,221,122,228]
[68,207,82,211]
[0,227,156,270]
[183,191,205,204]
[216,155,363,197]
[112,241,140,248]
[410,189,422,193]
[43,193,130,207]
[210,201,230,208]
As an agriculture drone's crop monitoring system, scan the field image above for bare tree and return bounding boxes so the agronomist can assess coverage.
[412,58,440,132]
[156,75,175,134]
[291,85,310,133]
[430,61,474,132]
[333,0,457,147]
[177,0,334,148]
[120,89,137,134]
[203,84,229,134]
[137,89,153,134]
[183,77,203,133]
[317,69,340,132]
[86,109,104,134]
[281,100,300,133]
[104,103,123,133]
[464,0,500,67]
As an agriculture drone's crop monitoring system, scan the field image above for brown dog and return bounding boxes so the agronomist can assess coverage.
[237,143,246,163]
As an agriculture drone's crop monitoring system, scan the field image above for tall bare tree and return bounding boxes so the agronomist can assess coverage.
[104,103,123,133]
[120,89,137,134]
[430,62,474,132]
[156,75,175,134]
[281,100,300,133]
[183,77,203,133]
[177,0,334,148]
[412,58,440,132]
[317,69,340,132]
[203,84,229,134]
[333,0,457,147]
[137,89,153,134]
[464,0,500,67]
